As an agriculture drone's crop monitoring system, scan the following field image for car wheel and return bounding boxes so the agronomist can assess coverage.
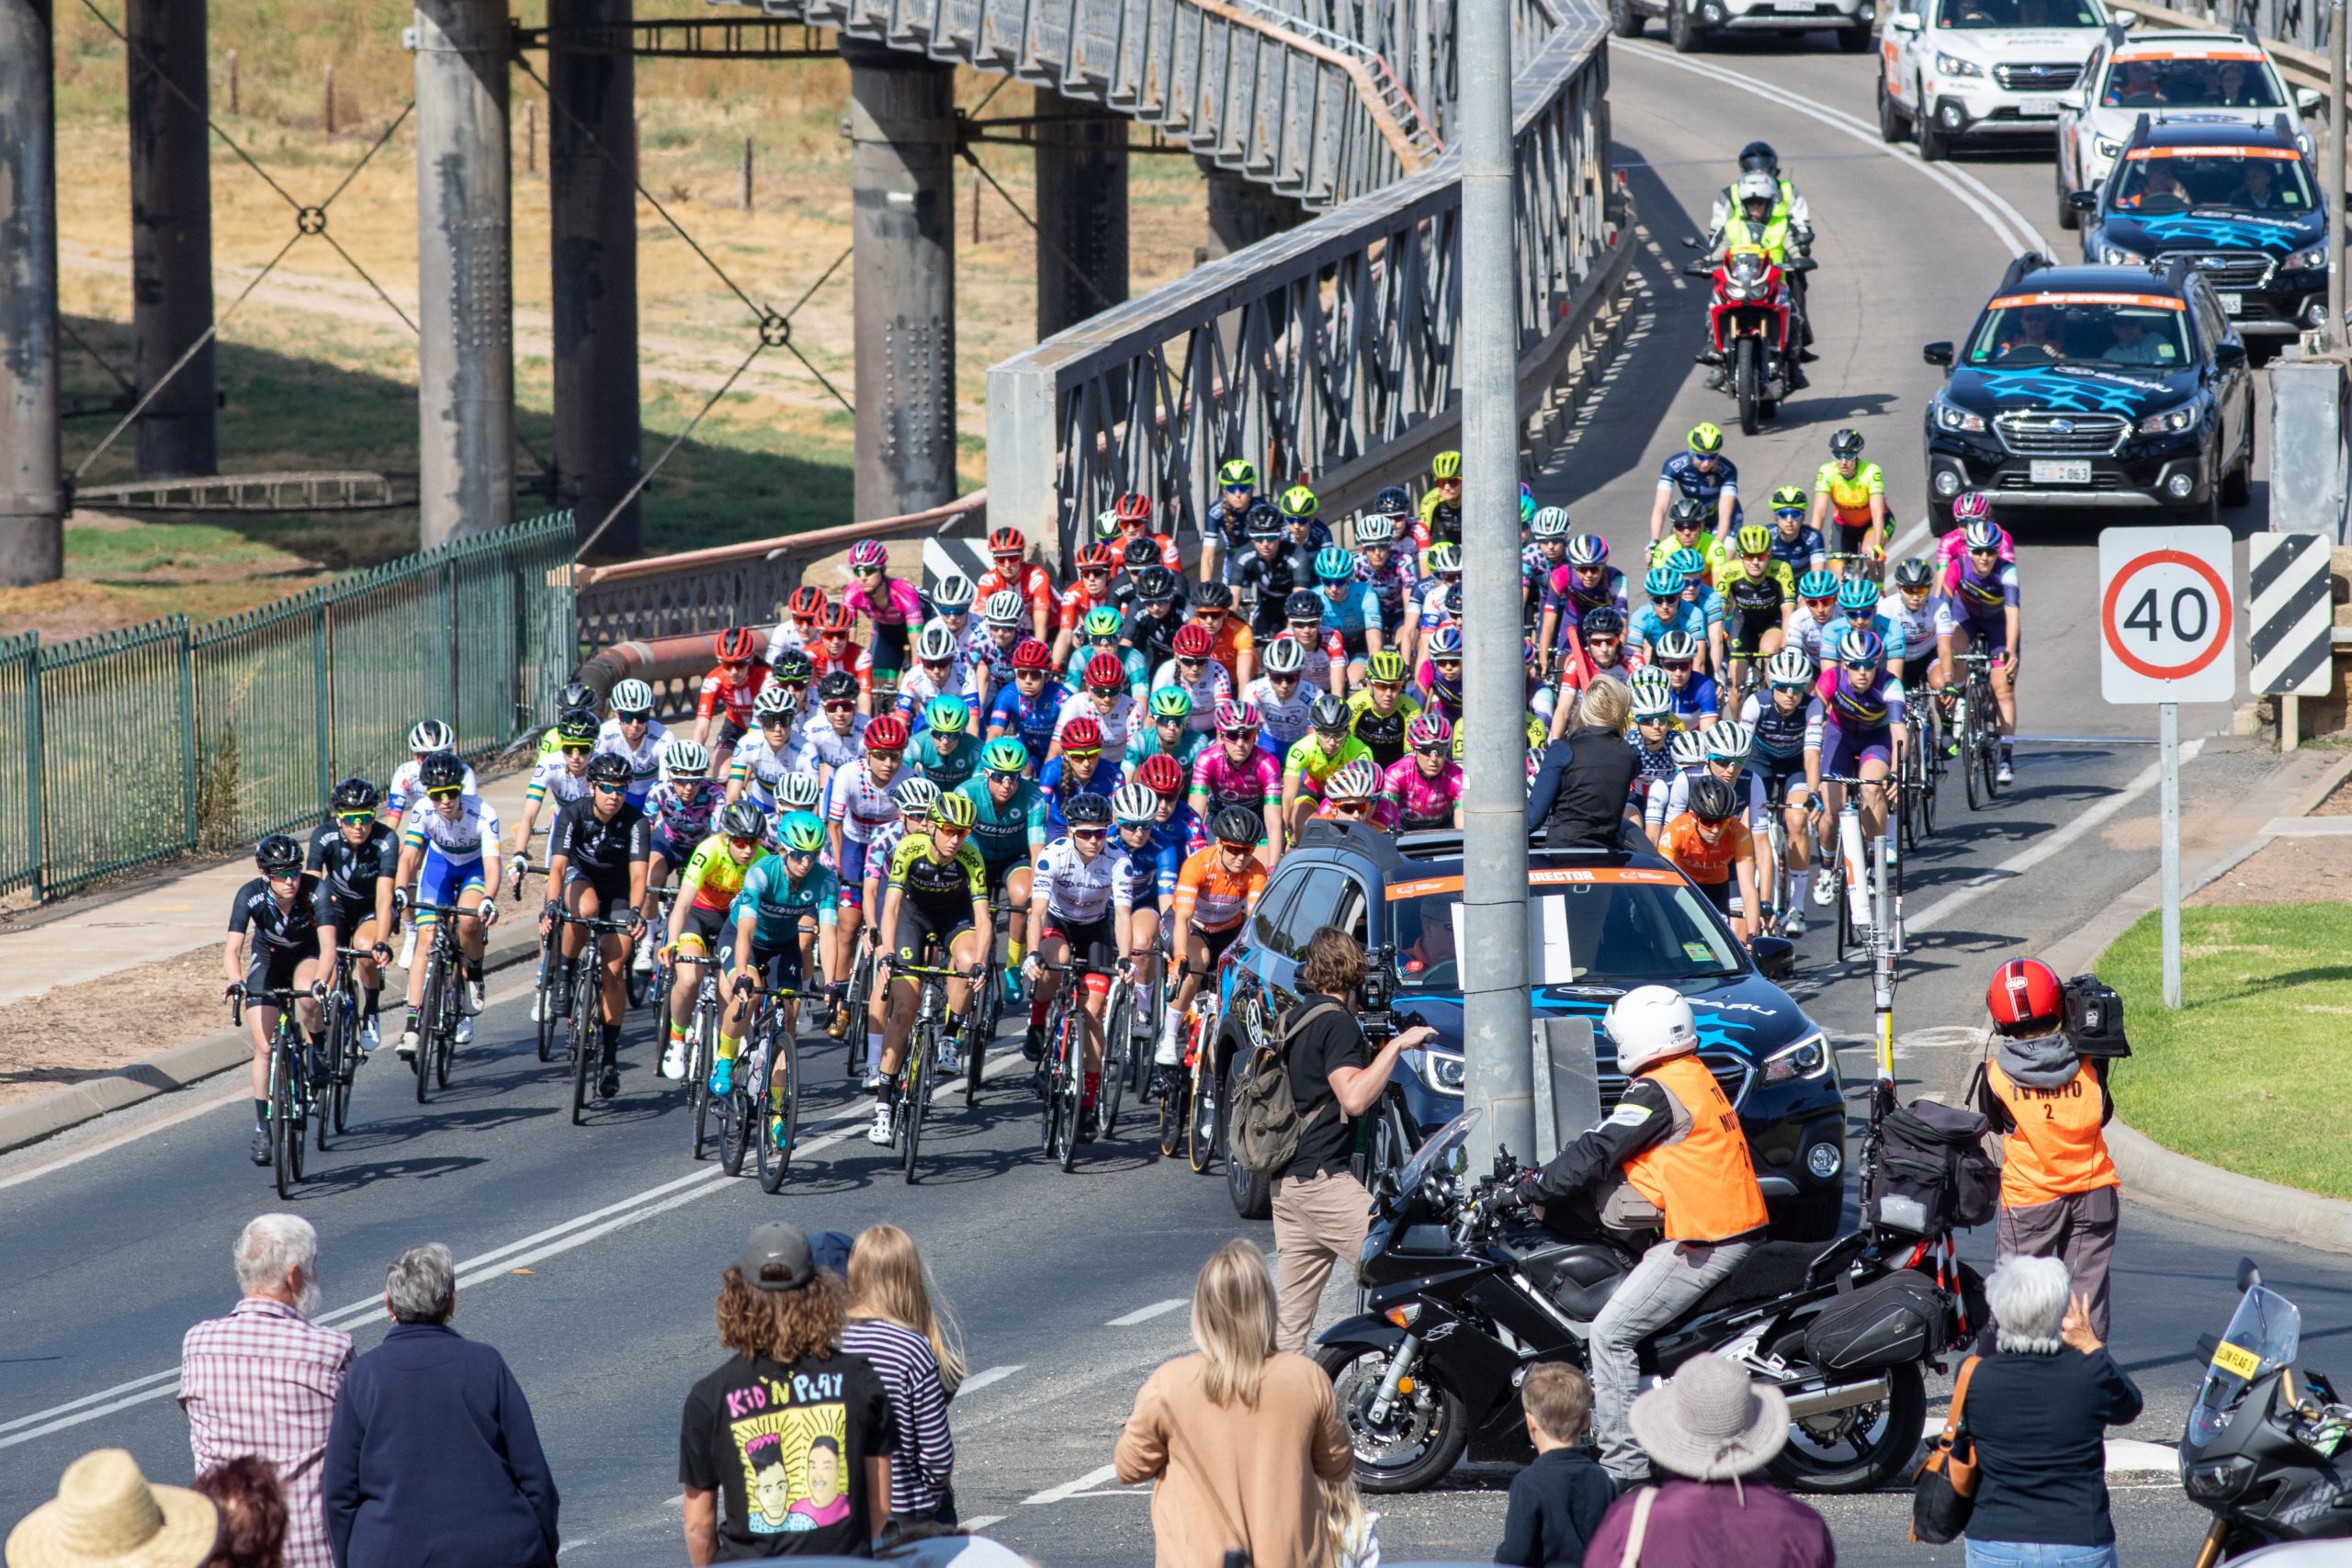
[1917,105,1951,162]
[1876,78,1907,143]
[1222,1026,1272,1221]
[2055,168,2079,231]
[1612,0,1645,39]
[2223,417,2255,507]
[1668,0,1702,51]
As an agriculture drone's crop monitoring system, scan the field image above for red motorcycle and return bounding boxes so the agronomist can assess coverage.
[1684,242,1814,436]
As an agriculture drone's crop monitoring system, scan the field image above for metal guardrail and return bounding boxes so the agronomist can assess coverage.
[984,0,1615,560]
[71,470,408,514]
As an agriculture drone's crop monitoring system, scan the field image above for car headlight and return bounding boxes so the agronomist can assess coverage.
[2137,404,2195,435]
[1762,1032,1832,1083]
[2093,135,2122,160]
[2098,243,2143,265]
[2286,244,2329,273]
[1934,51,1983,76]
[1417,1048,1466,1094]
[1934,398,1987,434]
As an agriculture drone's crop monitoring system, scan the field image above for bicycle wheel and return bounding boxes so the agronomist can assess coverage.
[414,953,441,1103]
[272,1040,299,1198]
[1960,698,1986,811]
[317,1000,345,1152]
[1159,1063,1189,1156]
[1834,854,1853,964]
[1056,1015,1083,1172]
[757,1021,798,1193]
[568,963,598,1124]
[536,934,560,1063]
[902,1015,931,1183]
[1978,700,2002,800]
[1917,730,1938,836]
[720,1046,752,1179]
[1187,1042,1218,1174]
[1038,996,1069,1156]
[842,945,874,1081]
[962,1001,987,1105]
[689,1002,716,1160]
[1099,984,1132,1136]
[434,966,458,1089]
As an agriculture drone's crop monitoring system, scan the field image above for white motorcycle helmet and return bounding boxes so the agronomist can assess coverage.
[1736,169,1778,216]
[1605,985,1700,1076]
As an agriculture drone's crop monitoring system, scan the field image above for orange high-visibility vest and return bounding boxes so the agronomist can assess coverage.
[1623,1054,1770,1242]
[1985,1059,2119,1209]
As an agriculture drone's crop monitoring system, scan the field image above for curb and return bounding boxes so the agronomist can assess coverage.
[0,925,546,1160]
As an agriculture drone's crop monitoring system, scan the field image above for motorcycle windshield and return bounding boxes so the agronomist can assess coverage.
[1396,1109,1481,1201]
[2188,1285,2301,1450]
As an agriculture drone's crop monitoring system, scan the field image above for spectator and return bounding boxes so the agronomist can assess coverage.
[1323,1474,1379,1568]
[1114,1238,1352,1568]
[1526,682,1643,849]
[194,1458,288,1568]
[1581,1357,1832,1568]
[1267,929,1438,1355]
[1496,1364,1612,1568]
[1962,1255,2143,1568]
[5,1449,218,1568]
[322,1244,559,1568]
[179,1215,351,1568]
[680,1223,897,1562]
[844,1224,964,1530]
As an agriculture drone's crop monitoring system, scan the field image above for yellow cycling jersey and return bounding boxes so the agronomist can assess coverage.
[1815,461,1884,526]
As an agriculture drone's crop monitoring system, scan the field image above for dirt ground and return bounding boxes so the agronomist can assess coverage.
[0,945,232,1111]
[2190,835,2352,907]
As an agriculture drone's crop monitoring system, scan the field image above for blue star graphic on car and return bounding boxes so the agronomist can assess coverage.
[1973,369,2154,413]
[2134,215,2301,251]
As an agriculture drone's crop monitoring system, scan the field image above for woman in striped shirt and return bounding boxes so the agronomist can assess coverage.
[843,1224,965,1529]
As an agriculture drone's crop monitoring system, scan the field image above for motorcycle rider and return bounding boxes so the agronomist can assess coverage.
[1707,141,1813,243]
[1510,986,1769,1490]
[1705,163,1815,388]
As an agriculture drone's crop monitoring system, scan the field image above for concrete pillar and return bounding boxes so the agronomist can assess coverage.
[548,0,642,558]
[1197,156,1305,261]
[0,0,62,586]
[1034,88,1127,341]
[414,0,514,546]
[125,0,217,478]
[846,41,956,521]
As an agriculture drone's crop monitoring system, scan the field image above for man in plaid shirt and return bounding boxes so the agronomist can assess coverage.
[180,1214,353,1568]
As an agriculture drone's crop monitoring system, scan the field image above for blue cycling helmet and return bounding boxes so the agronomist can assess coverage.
[1797,570,1838,601]
[1314,547,1356,583]
[1667,547,1707,581]
[1837,576,1880,615]
[1643,567,1682,599]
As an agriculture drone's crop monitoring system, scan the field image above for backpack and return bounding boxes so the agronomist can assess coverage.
[1866,1099,2000,1238]
[1230,999,1346,1176]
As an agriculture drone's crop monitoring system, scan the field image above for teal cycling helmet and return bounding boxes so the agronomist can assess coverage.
[981,736,1029,774]
[1148,684,1194,719]
[1314,547,1355,583]
[1643,567,1682,599]
[1837,576,1880,615]
[1797,569,1838,601]
[776,811,826,855]
[924,694,970,736]
[1081,605,1123,638]
[1667,547,1708,580]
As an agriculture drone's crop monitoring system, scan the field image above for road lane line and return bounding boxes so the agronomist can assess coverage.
[1105,1298,1187,1326]
[1022,1465,1122,1506]
[0,1371,181,1437]
[959,1364,1024,1395]
[962,1516,1007,1531]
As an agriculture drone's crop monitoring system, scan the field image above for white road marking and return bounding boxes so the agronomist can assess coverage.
[1105,1298,1187,1326]
[1022,1464,1123,1506]
[963,1515,1007,1531]
[959,1364,1024,1394]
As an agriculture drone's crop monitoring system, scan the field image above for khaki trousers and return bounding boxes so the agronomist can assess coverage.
[1270,1168,1374,1356]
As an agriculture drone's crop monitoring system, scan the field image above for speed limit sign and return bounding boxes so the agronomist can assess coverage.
[2098,526,2236,705]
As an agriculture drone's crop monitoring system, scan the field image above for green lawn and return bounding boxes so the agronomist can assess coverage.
[2103,902,2352,1200]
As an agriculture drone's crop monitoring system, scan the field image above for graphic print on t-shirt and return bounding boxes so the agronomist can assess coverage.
[729,1373,853,1535]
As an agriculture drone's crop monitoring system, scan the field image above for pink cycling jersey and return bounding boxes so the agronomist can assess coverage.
[1936,527,2016,573]
[1382,756,1464,829]
[1189,745,1282,812]
[844,576,923,631]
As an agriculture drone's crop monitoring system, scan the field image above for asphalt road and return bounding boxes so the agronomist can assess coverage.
[2,31,2346,1568]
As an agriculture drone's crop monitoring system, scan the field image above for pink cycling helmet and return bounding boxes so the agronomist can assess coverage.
[1950,491,1992,525]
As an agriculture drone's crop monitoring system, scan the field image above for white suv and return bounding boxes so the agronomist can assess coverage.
[2052,29,2316,230]
[1612,0,1874,54]
[1878,0,2114,162]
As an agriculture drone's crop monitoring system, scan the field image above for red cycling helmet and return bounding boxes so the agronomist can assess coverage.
[1172,623,1216,659]
[820,604,856,634]
[1078,544,1118,573]
[1114,491,1153,526]
[1010,637,1052,671]
[1059,716,1103,754]
[864,715,910,752]
[1986,958,2064,1037]
[786,585,827,619]
[713,627,759,664]
[989,526,1026,558]
[1083,651,1127,692]
[1136,752,1185,796]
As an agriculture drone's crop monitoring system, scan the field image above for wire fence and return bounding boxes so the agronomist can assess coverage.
[1,513,575,904]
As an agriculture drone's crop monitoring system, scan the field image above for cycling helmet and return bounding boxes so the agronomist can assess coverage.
[1426,625,1464,659]
[933,792,978,832]
[1531,506,1572,540]
[586,751,632,787]
[1314,547,1355,582]
[1770,484,1808,515]
[932,573,975,611]
[718,801,766,840]
[1893,557,1935,591]
[847,539,888,572]
[988,526,1026,558]
[1077,543,1119,573]
[1326,759,1380,801]
[1355,512,1396,546]
[865,715,910,752]
[1763,649,1815,687]
[1212,805,1263,846]
[1566,533,1608,567]
[560,681,598,713]
[1654,630,1699,663]
[1113,491,1153,526]
[1631,664,1672,694]
[1690,774,1739,824]
[984,590,1026,627]
[1668,496,1712,532]
[915,622,960,662]
[983,737,1030,774]
[1059,716,1103,753]
[1371,485,1414,522]
[778,772,821,810]
[1424,542,1464,574]
[1217,457,1260,490]
[1171,623,1216,660]
[1366,649,1407,684]
[1272,591,1316,626]
[894,777,941,818]
[1797,569,1838,602]
[1216,698,1261,733]
[1962,519,2004,554]
[1986,957,2065,1036]
[255,833,304,877]
[661,738,710,780]
[1191,580,1232,611]
[1737,140,1779,175]
[1148,685,1195,719]
[816,671,859,703]
[1111,782,1160,826]
[408,718,454,753]
[1010,637,1052,671]
[1083,652,1127,692]
[924,694,970,736]
[1838,576,1881,615]
[1668,730,1710,768]
[776,812,827,854]
[1245,503,1284,540]
[1082,606,1125,639]
[1407,712,1453,748]
[786,584,827,618]
[1667,547,1709,581]
[1121,540,1159,573]
[1310,694,1350,732]
[1279,485,1320,521]
[714,627,760,663]
[775,651,813,684]
[752,684,795,721]
[1705,721,1753,763]
[1581,606,1627,639]
[1137,753,1187,796]
[1951,491,1994,525]
[1734,524,1771,558]
[1828,428,1865,462]
[609,678,655,717]
[1644,567,1683,599]
[820,604,856,634]
[1430,450,1463,481]
[1259,637,1305,677]
[1062,793,1113,829]
[1687,423,1725,456]
[1838,627,1885,666]
[555,709,599,746]
[1631,684,1674,721]
[331,775,381,813]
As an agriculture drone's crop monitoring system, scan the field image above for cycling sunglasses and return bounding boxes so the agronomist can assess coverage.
[867,747,904,761]
[425,785,464,800]
[1012,668,1046,680]
[1069,827,1106,841]
[335,810,374,826]
[1413,743,1448,758]
[1658,660,1692,672]
[1573,562,1606,574]
[1217,725,1254,739]
[616,709,653,724]
[823,701,856,713]
[1063,746,1102,761]
[1842,660,1881,675]
[1432,657,1462,669]
[1331,800,1373,816]
[1080,568,1110,580]
[1266,672,1301,685]
[726,835,761,851]
[591,782,628,796]
[931,823,969,840]
[761,714,791,728]
[1175,656,1204,669]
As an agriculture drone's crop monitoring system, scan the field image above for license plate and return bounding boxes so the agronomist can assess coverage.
[2018,96,2064,116]
[1771,3,1815,10]
[2030,459,2092,484]
[2219,291,2244,315]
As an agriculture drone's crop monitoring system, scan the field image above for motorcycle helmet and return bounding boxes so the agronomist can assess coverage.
[1987,957,2065,1037]
[1605,985,1700,1076]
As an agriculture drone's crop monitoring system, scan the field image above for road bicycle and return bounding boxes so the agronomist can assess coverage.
[831,926,878,1082]
[549,908,639,1125]
[628,884,677,1013]
[716,969,814,1192]
[1818,772,1904,981]
[1035,953,1120,1172]
[879,952,974,1184]
[1158,982,1223,1175]
[231,983,322,1199]
[1948,649,2003,810]
[316,943,377,1145]
[1897,700,1938,852]
[684,960,724,1160]
[406,900,479,1102]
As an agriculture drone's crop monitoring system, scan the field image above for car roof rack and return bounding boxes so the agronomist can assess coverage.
[1996,252,2052,294]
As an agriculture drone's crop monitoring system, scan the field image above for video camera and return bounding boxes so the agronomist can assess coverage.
[2063,973,2131,1060]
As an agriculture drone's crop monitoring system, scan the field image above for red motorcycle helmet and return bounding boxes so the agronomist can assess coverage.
[1986,958,2064,1037]
[1136,752,1185,796]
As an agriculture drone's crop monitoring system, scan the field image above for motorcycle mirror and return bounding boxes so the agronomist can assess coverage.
[2237,1257,2263,1293]
[1679,235,1701,249]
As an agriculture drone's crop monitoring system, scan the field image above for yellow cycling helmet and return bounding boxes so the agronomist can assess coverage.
[1770,484,1808,513]
[1366,649,1407,684]
[931,792,978,831]
[1687,423,1725,456]
[1278,484,1319,520]
[1735,523,1772,558]
[1430,450,1463,481]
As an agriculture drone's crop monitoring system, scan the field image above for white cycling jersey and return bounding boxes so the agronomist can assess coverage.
[730,728,800,807]
[1783,606,1830,666]
[387,756,477,817]
[1148,659,1231,735]
[900,659,983,709]
[595,716,669,793]
[1056,691,1137,756]
[826,759,902,841]
[794,713,866,777]
[1035,836,1134,924]
[525,757,594,827]
[1877,593,1938,663]
[1645,767,1768,832]
[763,620,809,669]
[401,795,503,863]
[1243,675,1322,751]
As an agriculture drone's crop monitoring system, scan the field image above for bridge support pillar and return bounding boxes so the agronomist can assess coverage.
[0,0,62,585]
[125,0,216,478]
[847,42,957,522]
[1198,157,1303,261]
[414,0,514,546]
[548,0,642,558]
[1034,89,1127,340]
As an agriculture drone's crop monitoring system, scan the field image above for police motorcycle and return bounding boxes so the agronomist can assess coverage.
[2182,1258,2352,1563]
[1314,1106,1981,1495]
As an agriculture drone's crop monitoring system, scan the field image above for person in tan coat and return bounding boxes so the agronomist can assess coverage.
[1115,1239,1355,1568]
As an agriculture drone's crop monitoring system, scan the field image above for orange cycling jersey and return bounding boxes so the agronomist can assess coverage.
[1657,814,1751,886]
[1171,844,1267,933]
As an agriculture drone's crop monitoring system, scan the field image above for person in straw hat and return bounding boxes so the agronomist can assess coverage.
[6,1449,219,1568]
[1577,1357,1832,1568]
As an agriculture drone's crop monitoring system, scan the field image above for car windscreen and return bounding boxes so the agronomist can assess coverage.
[1385,867,1746,991]
[2112,147,2314,214]
[1965,292,2191,369]
[2101,52,2285,107]
[1936,0,2100,28]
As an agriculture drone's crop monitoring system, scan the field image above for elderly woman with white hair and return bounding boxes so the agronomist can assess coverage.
[1962,1254,2143,1568]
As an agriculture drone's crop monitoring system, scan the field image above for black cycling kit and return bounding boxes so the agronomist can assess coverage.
[549,796,650,902]
[306,821,400,934]
[1233,544,1306,637]
[231,875,324,991]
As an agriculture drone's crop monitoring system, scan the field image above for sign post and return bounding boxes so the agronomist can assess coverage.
[2098,526,2236,1008]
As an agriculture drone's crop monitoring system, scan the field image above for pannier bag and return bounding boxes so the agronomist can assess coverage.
[1804,1269,1953,1373]
[1867,1099,1999,1237]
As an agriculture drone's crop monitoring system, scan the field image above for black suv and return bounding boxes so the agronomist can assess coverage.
[1921,251,2255,529]
[2074,115,2327,358]
[1204,821,1848,1238]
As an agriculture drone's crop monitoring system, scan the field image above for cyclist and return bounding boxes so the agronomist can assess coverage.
[1157,807,1270,1075]
[1714,523,1796,696]
[763,584,829,668]
[224,834,328,1166]
[1411,543,1464,653]
[1125,685,1211,773]
[1190,581,1255,688]
[1346,649,1421,771]
[590,679,666,808]
[1125,566,1190,671]
[509,709,596,888]
[1630,567,1710,669]
[1809,428,1886,565]
[1536,533,1626,680]
[392,752,501,1062]
[1152,623,1231,734]
[848,779,939,1078]
[1052,544,1120,667]
[662,800,771,1081]
[1317,757,1390,829]
[971,590,1035,699]
[1057,650,1140,760]
[1316,547,1384,689]
[725,685,802,812]
[910,694,980,793]
[710,812,840,1147]
[1384,712,1463,830]
[694,627,769,773]
[978,526,1056,644]
[1627,684,1680,789]
[958,738,1049,1003]
[1658,775,1761,943]
[1415,626,1464,724]
[1063,606,1148,700]
[1278,483,1332,557]
[541,751,649,1099]
[807,604,864,688]
[842,539,923,671]
[1522,506,1571,626]
[984,638,1066,765]
[1202,457,1261,584]
[1650,632,1719,730]
[1106,491,1182,572]
[927,565,978,639]
[867,790,990,1143]
[901,621,980,715]
[1242,635,1319,752]
[1767,485,1827,575]
[1786,569,1839,667]
[1354,509,1419,660]
[1039,716,1116,829]
[1233,506,1303,639]
[1282,694,1373,840]
[639,738,722,966]
[1937,492,2016,571]
[1824,571,1910,687]
[307,777,398,1053]
[386,719,474,820]
[1647,424,1740,549]
[1937,517,2022,785]
[1668,544,1729,674]
[1189,698,1284,851]
[825,712,908,971]
[1806,627,1906,887]
[1418,451,1464,551]
[1020,791,1135,1139]
[533,682,602,761]
[1273,592,1340,697]
[798,671,868,786]
[1880,558,1942,702]
[1110,782,1175,1035]
[1741,649,1821,935]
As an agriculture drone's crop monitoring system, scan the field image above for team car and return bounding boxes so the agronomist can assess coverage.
[1614,0,1874,55]
[1922,251,2256,527]
[1878,0,2114,162]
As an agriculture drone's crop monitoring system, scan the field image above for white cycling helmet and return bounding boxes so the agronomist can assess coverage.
[1669,730,1710,768]
[1110,782,1160,825]
[1704,720,1753,764]
[914,622,960,663]
[408,718,454,753]
[777,771,821,809]
[932,573,976,611]
[1762,649,1815,687]
[660,738,711,780]
[752,683,797,720]
[1530,505,1571,540]
[1326,759,1381,801]
[984,590,1026,627]
[1605,984,1701,1076]
[1355,512,1396,546]
[1654,630,1700,663]
[1630,684,1674,721]
[609,679,655,716]
[1260,633,1306,676]
[894,777,942,817]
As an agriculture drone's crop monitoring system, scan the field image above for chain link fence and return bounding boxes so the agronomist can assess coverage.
[1,513,575,904]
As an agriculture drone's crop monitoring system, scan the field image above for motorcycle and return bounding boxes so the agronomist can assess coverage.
[1315,1110,1966,1495]
[2183,1258,2352,1563]
[1682,241,1814,438]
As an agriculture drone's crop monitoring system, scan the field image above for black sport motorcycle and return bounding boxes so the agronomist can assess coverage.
[1315,1111,1968,1495]
[2183,1258,2352,1563]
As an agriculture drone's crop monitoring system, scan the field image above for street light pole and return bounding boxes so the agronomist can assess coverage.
[1456,0,1533,1178]
[2330,0,2345,349]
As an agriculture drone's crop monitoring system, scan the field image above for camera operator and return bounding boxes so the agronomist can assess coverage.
[1268,927,1438,1355]
[1974,957,2121,1338]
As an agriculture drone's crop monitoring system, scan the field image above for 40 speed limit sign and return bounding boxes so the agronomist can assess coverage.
[2098,525,2237,705]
